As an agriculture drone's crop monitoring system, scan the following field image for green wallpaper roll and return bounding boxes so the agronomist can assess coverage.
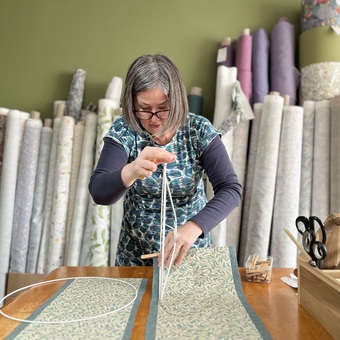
[299,26,340,68]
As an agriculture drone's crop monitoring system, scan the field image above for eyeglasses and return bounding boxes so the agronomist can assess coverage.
[133,109,169,120]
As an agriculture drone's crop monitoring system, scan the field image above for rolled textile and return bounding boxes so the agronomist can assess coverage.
[312,100,331,222]
[81,99,118,266]
[37,116,62,274]
[301,0,340,32]
[238,103,263,265]
[251,28,269,105]
[66,112,97,266]
[270,17,300,105]
[300,62,340,103]
[235,28,252,101]
[0,108,9,187]
[46,116,75,273]
[65,68,86,123]
[26,119,53,273]
[299,26,340,69]
[10,113,43,273]
[209,65,237,247]
[64,120,85,257]
[270,105,304,268]
[53,100,66,117]
[105,76,123,103]
[330,95,340,213]
[299,101,315,218]
[0,110,29,302]
[216,36,234,67]
[244,93,284,260]
[187,87,203,116]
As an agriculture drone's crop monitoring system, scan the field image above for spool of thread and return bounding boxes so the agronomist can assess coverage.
[217,36,234,67]
[188,87,203,115]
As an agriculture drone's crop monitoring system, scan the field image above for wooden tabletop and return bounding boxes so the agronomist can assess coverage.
[0,266,331,339]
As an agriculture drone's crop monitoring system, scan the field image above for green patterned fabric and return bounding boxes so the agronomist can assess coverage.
[7,277,147,339]
[146,246,271,339]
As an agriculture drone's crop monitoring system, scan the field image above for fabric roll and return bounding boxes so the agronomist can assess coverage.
[10,116,43,273]
[244,93,284,260]
[299,101,315,218]
[46,116,74,273]
[312,100,331,222]
[238,103,263,265]
[270,17,300,105]
[37,117,62,274]
[251,28,269,105]
[235,28,252,101]
[301,0,340,32]
[0,110,29,302]
[270,105,304,268]
[53,100,66,117]
[187,87,203,115]
[81,99,118,266]
[216,36,234,67]
[65,68,86,123]
[226,118,250,252]
[330,95,340,213]
[300,62,340,103]
[299,26,340,69]
[209,66,238,247]
[0,108,9,187]
[66,112,97,266]
[64,120,85,257]
[105,76,123,103]
[26,122,53,273]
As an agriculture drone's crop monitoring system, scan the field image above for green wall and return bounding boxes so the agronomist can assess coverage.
[0,0,300,122]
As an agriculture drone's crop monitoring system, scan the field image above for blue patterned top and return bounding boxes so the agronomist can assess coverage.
[106,113,218,265]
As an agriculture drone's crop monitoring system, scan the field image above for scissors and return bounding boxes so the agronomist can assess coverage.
[295,215,327,269]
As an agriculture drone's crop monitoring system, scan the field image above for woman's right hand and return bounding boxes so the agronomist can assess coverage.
[121,146,176,187]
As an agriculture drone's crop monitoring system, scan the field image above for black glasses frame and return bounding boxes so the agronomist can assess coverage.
[133,109,169,120]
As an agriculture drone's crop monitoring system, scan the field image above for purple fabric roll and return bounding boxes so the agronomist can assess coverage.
[251,28,269,105]
[216,39,234,67]
[270,17,300,105]
[235,31,252,101]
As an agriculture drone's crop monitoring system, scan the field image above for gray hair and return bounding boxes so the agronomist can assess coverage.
[122,54,188,136]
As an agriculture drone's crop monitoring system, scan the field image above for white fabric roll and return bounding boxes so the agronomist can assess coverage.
[238,103,263,264]
[0,110,29,301]
[37,117,62,274]
[270,105,304,268]
[64,121,85,256]
[66,112,97,266]
[244,93,284,260]
[47,116,74,273]
[10,117,43,273]
[312,100,330,222]
[299,101,315,218]
[210,66,237,247]
[81,99,118,266]
[105,76,123,103]
[26,125,53,273]
[330,96,340,213]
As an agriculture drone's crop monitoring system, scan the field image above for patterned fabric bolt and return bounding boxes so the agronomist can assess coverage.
[106,113,219,266]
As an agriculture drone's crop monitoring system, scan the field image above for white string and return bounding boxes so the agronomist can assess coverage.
[159,164,178,302]
[0,277,138,324]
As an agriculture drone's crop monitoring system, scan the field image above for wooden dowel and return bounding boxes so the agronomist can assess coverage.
[141,252,159,260]
[283,227,312,261]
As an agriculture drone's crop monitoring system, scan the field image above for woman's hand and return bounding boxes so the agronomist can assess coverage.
[158,221,203,268]
[121,146,176,187]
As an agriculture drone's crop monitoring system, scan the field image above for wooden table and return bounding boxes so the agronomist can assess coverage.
[0,267,332,339]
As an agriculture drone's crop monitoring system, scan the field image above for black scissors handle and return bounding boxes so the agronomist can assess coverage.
[310,215,327,244]
[295,215,311,236]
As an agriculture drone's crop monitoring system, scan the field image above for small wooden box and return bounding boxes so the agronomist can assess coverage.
[298,257,340,338]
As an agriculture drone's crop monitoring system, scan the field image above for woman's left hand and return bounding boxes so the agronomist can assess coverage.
[158,221,203,268]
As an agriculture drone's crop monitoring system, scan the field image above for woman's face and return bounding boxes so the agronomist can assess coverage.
[134,87,173,144]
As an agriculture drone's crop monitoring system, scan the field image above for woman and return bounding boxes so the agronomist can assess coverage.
[89,54,242,268]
